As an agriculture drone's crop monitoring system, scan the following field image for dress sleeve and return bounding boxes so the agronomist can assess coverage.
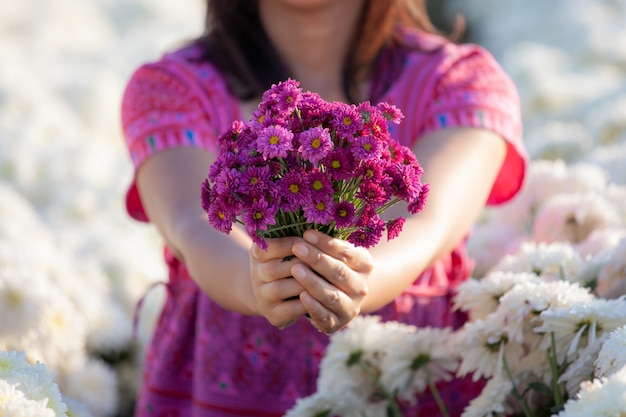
[419,44,529,205]
[121,60,222,171]
[120,56,233,221]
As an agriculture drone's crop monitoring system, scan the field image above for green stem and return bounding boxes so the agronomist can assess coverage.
[502,354,535,417]
[427,379,449,417]
[550,332,565,407]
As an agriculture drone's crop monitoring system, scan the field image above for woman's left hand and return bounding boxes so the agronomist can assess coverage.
[290,229,372,334]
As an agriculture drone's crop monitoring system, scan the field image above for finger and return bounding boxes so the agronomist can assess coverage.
[251,236,302,262]
[267,297,309,329]
[254,256,300,284]
[299,291,342,334]
[291,263,354,321]
[292,241,364,295]
[259,277,306,303]
[302,229,373,273]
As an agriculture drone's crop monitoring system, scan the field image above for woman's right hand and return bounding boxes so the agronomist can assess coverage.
[249,237,309,329]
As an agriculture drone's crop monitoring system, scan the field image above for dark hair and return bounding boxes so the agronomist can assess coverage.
[196,0,462,102]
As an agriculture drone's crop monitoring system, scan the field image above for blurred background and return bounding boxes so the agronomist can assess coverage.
[0,1,624,416]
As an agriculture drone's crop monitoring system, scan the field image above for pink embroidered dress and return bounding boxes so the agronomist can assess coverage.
[121,29,527,417]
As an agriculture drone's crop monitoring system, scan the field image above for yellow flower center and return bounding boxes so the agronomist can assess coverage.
[316,202,326,211]
[311,138,321,149]
[338,209,347,217]
[269,135,280,145]
[343,117,352,126]
[313,180,323,190]
[289,184,299,194]
[218,211,226,220]
[331,160,341,169]
[254,212,263,220]
[250,177,258,185]
[258,115,265,123]
[365,169,374,178]
[363,143,372,151]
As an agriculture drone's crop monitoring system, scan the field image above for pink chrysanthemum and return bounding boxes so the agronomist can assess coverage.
[407,183,430,214]
[356,182,388,206]
[298,126,333,164]
[208,200,236,234]
[278,170,310,211]
[351,135,382,160]
[240,165,272,194]
[377,102,404,124]
[256,125,294,159]
[386,217,406,240]
[307,170,334,198]
[243,199,277,232]
[303,196,334,224]
[333,200,356,228]
[322,148,353,181]
[331,102,363,140]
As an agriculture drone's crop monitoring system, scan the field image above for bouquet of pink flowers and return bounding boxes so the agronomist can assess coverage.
[201,79,428,250]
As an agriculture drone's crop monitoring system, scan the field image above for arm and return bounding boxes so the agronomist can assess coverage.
[136,147,259,314]
[288,126,506,331]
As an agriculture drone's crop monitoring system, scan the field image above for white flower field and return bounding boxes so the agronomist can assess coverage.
[1,0,625,416]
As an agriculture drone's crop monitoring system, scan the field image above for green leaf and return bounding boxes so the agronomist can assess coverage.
[527,381,554,397]
[346,350,363,367]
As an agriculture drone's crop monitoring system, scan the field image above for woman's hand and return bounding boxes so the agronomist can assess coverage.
[291,229,372,334]
[249,236,309,329]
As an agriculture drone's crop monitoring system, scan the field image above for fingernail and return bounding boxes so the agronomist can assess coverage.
[292,264,306,278]
[293,243,309,257]
[304,230,319,244]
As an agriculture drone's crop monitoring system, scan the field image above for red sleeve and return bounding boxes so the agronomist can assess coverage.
[419,44,528,205]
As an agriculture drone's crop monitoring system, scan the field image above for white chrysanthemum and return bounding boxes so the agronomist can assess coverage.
[575,227,626,259]
[595,326,626,378]
[535,298,626,363]
[63,396,94,417]
[454,312,524,382]
[317,315,387,397]
[0,350,68,417]
[559,334,608,397]
[489,241,586,284]
[60,358,118,417]
[453,272,541,320]
[379,327,458,404]
[532,192,622,245]
[556,366,626,417]
[605,184,626,220]
[283,391,364,417]
[461,374,513,417]
[596,237,626,299]
[0,263,49,338]
[466,221,525,278]
[0,379,55,417]
[496,279,594,344]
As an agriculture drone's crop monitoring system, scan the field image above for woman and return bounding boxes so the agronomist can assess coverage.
[121,0,527,415]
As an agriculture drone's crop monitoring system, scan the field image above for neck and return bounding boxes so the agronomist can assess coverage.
[258,0,366,102]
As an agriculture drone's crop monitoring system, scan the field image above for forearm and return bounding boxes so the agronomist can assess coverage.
[171,214,259,315]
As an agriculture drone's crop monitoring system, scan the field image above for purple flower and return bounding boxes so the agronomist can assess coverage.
[386,217,406,240]
[356,182,388,206]
[200,179,214,213]
[256,125,294,159]
[303,196,334,224]
[244,198,277,232]
[275,79,302,114]
[207,200,236,234]
[298,126,333,164]
[321,148,354,181]
[351,135,382,160]
[333,200,356,228]
[218,120,246,153]
[214,168,242,195]
[278,170,310,211]
[208,152,239,182]
[407,183,429,214]
[240,165,272,194]
[357,159,385,184]
[377,102,404,124]
[307,170,334,198]
[331,103,362,140]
